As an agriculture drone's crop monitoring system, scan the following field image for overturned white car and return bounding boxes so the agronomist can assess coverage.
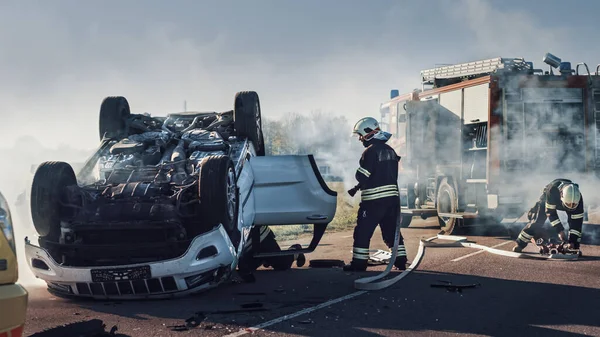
[25,91,337,299]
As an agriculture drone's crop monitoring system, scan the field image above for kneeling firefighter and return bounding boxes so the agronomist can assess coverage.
[513,178,584,252]
[344,117,408,272]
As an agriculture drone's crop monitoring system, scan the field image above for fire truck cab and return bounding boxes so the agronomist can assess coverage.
[380,53,600,234]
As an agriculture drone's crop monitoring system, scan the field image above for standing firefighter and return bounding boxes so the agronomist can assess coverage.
[513,178,584,252]
[344,117,407,272]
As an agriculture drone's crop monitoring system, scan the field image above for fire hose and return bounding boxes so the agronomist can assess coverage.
[354,212,578,291]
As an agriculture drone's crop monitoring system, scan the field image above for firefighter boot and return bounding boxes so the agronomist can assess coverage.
[343,259,368,272]
[394,256,408,271]
[289,244,306,267]
[512,244,524,252]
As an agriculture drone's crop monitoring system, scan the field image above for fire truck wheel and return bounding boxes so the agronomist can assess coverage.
[436,177,458,235]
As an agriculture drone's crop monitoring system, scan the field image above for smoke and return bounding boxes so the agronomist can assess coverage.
[490,72,600,212]
[0,138,93,287]
[263,111,365,195]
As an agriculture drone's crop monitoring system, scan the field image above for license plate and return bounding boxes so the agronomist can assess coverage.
[91,265,151,282]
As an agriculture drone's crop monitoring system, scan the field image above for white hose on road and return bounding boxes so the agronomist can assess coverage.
[354,230,579,291]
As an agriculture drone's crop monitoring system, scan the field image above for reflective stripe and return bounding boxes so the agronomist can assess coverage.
[357,167,371,177]
[545,203,556,210]
[353,253,369,260]
[353,247,370,260]
[353,247,370,253]
[571,213,584,219]
[520,231,533,239]
[517,233,531,243]
[362,185,398,195]
[361,185,399,201]
[396,245,407,257]
[362,191,399,201]
[569,229,582,237]
[550,219,561,226]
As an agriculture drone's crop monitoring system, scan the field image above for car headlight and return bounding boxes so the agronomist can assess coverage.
[0,192,16,254]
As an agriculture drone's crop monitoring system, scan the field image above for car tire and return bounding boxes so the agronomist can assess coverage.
[30,161,77,241]
[436,177,459,235]
[233,91,265,156]
[99,96,131,140]
[198,155,240,247]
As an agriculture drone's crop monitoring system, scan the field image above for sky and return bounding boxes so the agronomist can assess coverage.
[0,0,599,150]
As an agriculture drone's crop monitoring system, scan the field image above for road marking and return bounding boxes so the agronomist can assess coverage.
[222,290,368,336]
[450,241,512,262]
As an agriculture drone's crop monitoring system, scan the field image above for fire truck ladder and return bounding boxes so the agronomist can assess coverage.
[420,57,533,89]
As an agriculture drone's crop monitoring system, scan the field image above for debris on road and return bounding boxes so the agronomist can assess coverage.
[308,259,345,268]
[168,304,269,332]
[240,302,264,309]
[430,281,481,293]
[28,319,130,337]
[184,312,207,328]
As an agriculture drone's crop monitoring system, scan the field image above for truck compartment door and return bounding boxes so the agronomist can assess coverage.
[248,155,337,226]
[405,100,461,169]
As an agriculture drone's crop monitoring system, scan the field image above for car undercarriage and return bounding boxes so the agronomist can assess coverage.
[30,92,265,267]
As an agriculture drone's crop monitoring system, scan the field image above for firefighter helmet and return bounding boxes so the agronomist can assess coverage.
[560,183,581,210]
[352,117,380,141]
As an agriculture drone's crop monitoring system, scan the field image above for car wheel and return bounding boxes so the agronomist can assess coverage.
[99,96,131,140]
[198,155,241,247]
[30,161,77,242]
[233,91,266,156]
[436,177,458,235]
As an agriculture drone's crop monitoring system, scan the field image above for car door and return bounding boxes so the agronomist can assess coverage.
[248,154,337,225]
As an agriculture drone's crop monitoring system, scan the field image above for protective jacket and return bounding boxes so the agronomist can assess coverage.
[542,178,585,244]
[355,139,400,202]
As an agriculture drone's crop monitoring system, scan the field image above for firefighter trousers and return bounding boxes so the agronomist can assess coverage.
[350,197,406,268]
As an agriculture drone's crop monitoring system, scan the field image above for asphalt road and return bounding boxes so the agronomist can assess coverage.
[22,218,600,337]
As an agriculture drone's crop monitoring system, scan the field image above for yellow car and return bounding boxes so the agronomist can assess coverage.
[0,191,27,337]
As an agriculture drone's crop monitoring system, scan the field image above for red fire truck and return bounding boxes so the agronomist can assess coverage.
[380,53,600,234]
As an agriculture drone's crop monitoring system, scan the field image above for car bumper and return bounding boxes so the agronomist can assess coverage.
[25,225,237,299]
[0,283,27,336]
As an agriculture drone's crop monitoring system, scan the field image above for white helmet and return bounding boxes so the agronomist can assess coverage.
[560,183,581,210]
[352,117,380,141]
